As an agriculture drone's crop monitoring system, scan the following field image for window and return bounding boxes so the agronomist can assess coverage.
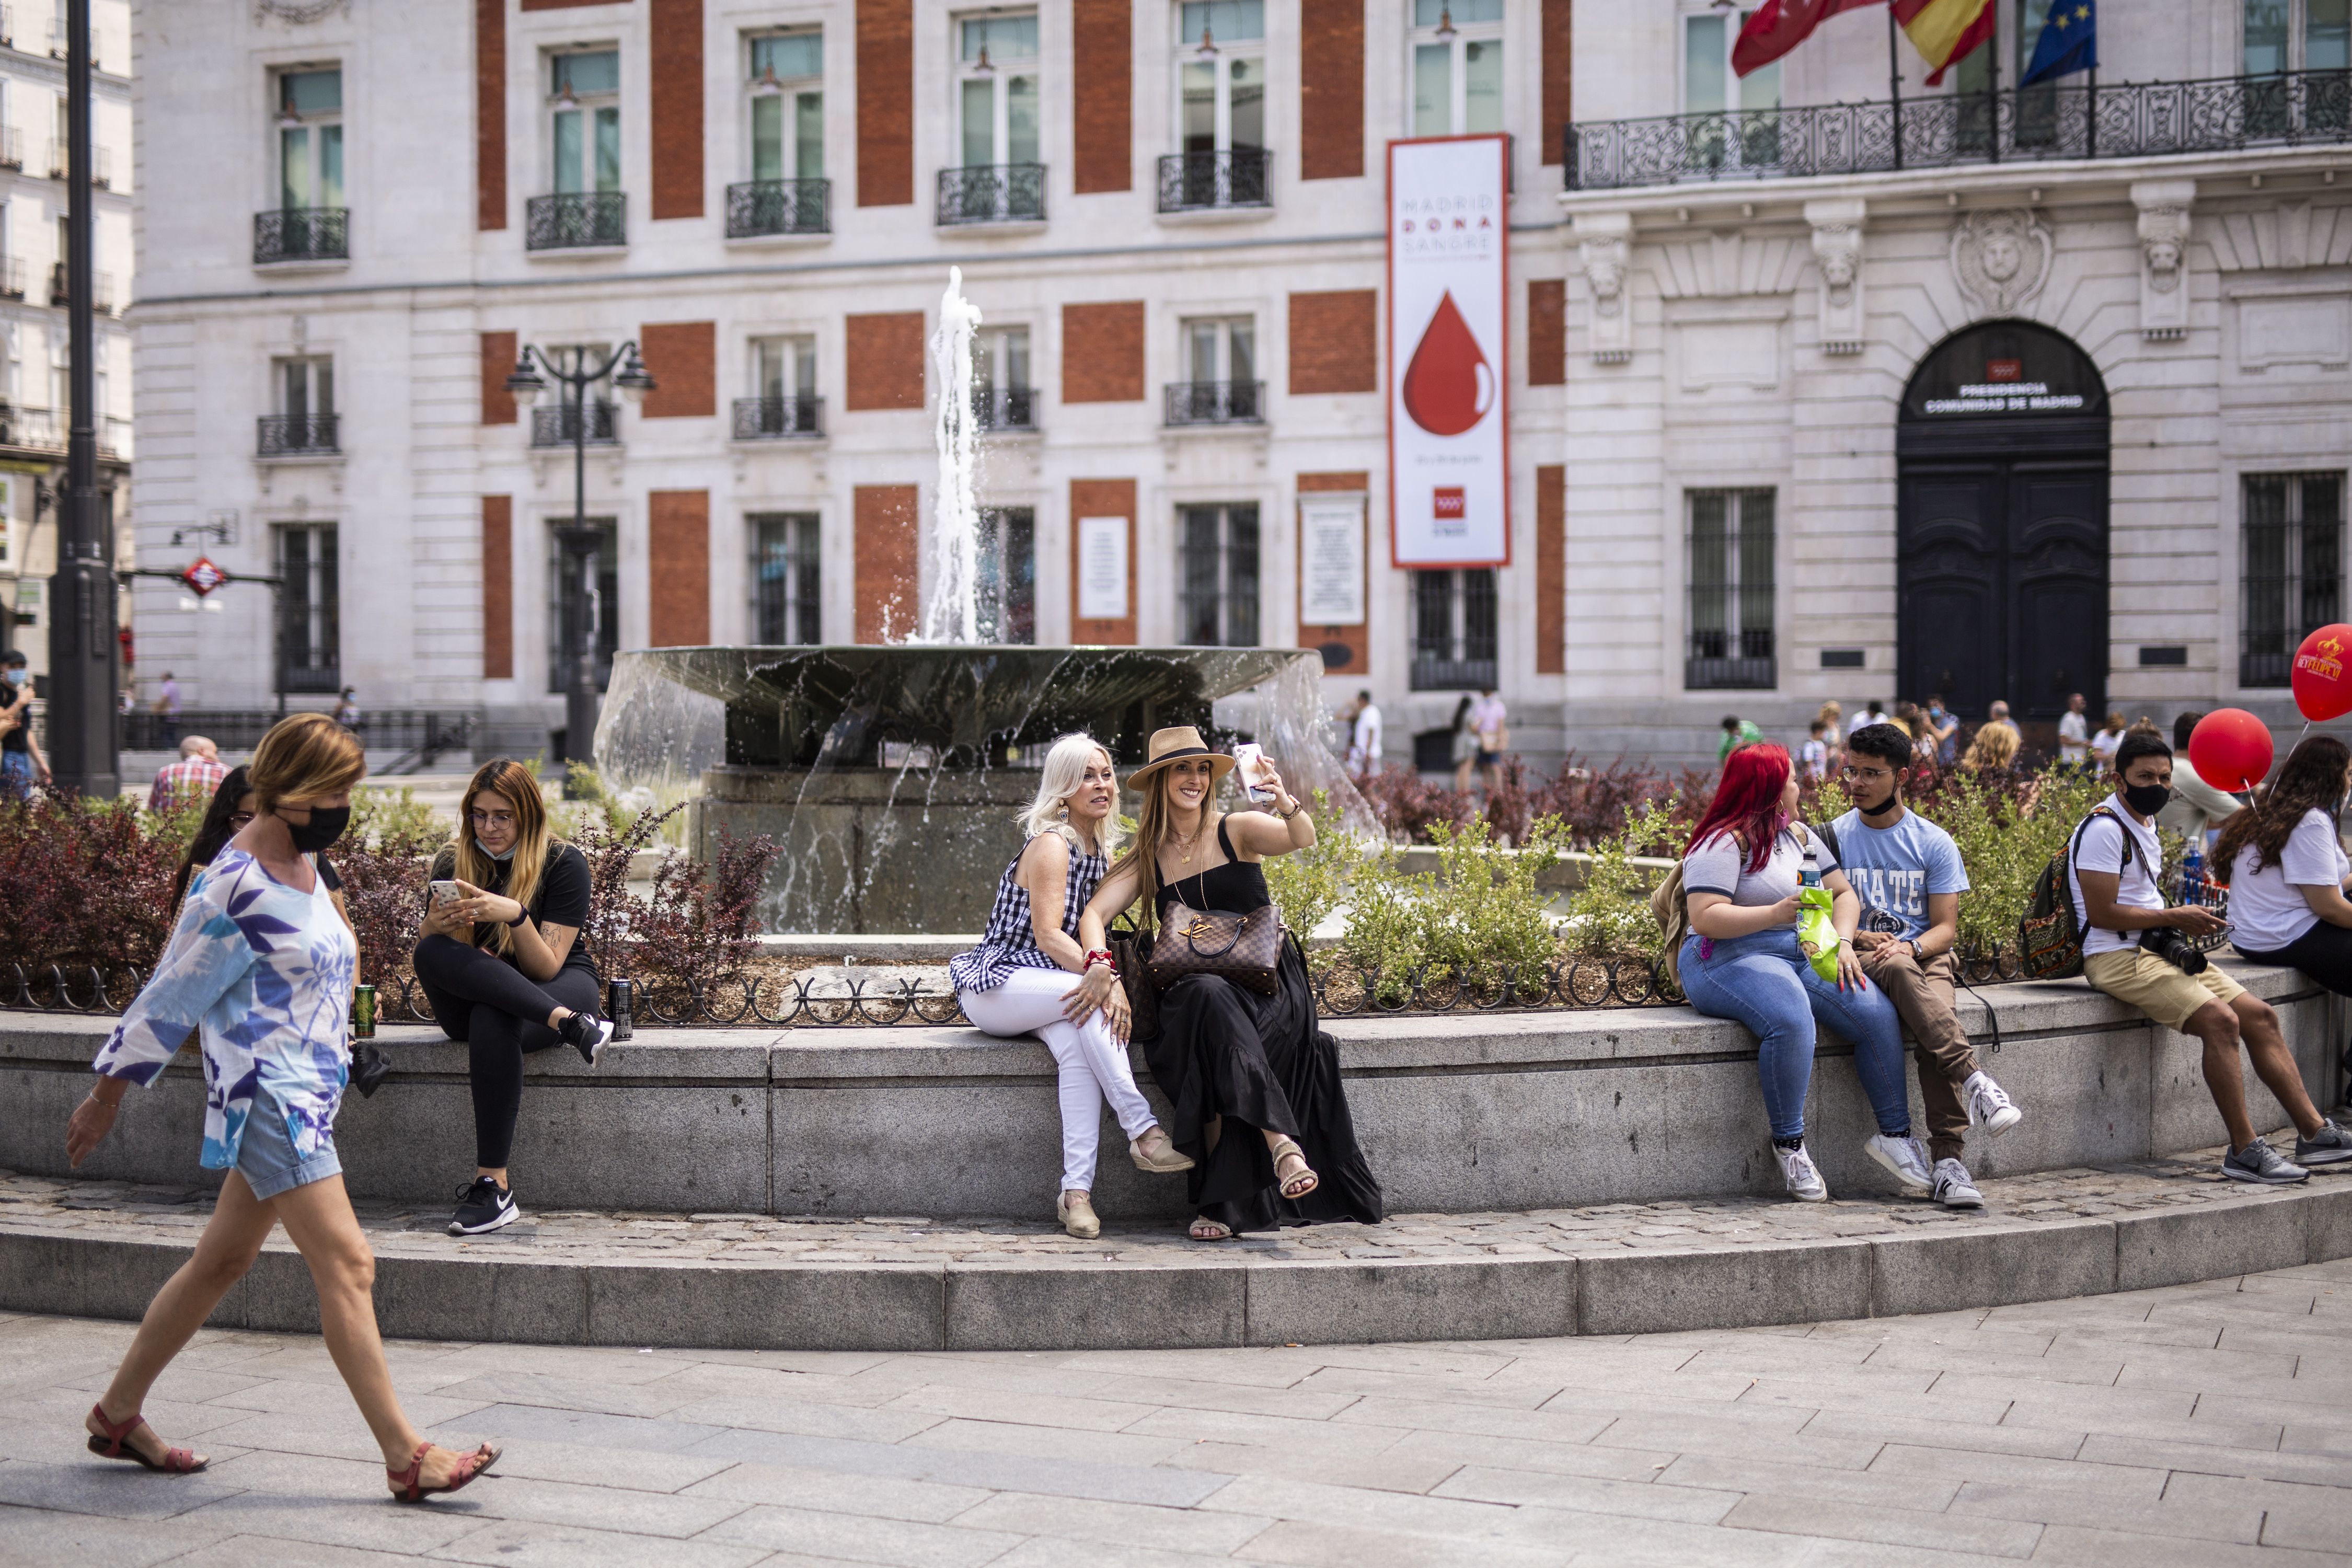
[739,335,820,436]
[548,518,619,693]
[1682,9,1779,168]
[276,68,343,212]
[1411,0,1503,137]
[958,13,1039,168]
[531,343,617,446]
[976,507,1036,644]
[2247,0,2351,72]
[1173,1,1267,207]
[973,326,1032,430]
[276,523,340,692]
[1410,569,1497,690]
[752,513,822,644]
[550,50,620,195]
[1686,489,1775,689]
[750,31,823,181]
[1178,503,1259,646]
[262,356,337,454]
[2242,472,2346,687]
[1166,317,1258,423]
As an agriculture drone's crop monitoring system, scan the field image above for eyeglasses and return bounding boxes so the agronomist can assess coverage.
[469,809,518,828]
[227,812,255,831]
[1841,763,1899,782]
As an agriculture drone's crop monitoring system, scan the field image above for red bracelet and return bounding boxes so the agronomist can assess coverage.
[1083,949,1116,972]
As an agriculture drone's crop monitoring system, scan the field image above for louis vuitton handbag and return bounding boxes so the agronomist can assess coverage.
[1147,898,1284,997]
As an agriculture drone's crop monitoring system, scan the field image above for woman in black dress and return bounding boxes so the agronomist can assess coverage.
[1075,727,1382,1241]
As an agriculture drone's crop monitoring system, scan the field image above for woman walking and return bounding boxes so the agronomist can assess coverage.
[950,734,1193,1238]
[412,758,609,1237]
[1673,743,1923,1203]
[1075,727,1381,1240]
[1448,695,1478,793]
[65,712,497,1500]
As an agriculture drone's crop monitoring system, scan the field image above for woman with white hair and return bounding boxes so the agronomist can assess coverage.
[950,733,1193,1237]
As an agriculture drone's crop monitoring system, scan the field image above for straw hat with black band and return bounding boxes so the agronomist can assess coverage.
[1123,727,1237,793]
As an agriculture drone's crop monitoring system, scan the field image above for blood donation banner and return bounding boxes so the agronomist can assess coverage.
[1387,134,1510,569]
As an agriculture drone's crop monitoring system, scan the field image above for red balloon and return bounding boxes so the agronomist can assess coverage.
[2188,708,2274,793]
[2293,624,2352,722]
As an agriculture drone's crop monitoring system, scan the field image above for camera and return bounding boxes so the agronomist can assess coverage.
[2139,926,2209,975]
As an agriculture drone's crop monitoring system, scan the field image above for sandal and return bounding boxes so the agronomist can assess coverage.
[387,1439,501,1503]
[85,1404,205,1473]
[1271,1138,1319,1201]
[1189,1216,1233,1241]
[1130,1128,1196,1173]
[1056,1190,1102,1240]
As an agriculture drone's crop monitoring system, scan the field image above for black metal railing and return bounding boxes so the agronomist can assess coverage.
[725,178,831,237]
[1565,68,2352,190]
[116,708,472,753]
[0,126,22,171]
[257,413,339,456]
[45,260,63,306]
[526,191,627,250]
[532,401,618,447]
[731,395,824,440]
[0,257,25,301]
[1163,379,1263,426]
[1685,652,1778,690]
[253,207,350,263]
[1410,656,1498,692]
[935,163,1046,225]
[971,387,1036,432]
[1157,147,1273,212]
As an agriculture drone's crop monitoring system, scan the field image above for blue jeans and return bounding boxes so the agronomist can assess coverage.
[0,749,32,799]
[1679,928,1912,1144]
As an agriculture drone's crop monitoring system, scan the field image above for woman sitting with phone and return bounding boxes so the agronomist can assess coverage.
[411,758,608,1236]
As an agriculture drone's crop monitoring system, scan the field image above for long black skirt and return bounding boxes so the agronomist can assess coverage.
[1138,938,1383,1234]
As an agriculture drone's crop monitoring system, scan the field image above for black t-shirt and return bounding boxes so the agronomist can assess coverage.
[1,689,29,753]
[428,841,597,977]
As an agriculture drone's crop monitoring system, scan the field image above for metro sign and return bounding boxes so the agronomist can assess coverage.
[181,556,228,597]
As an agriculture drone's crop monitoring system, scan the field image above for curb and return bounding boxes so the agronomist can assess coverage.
[7,1177,2348,1352]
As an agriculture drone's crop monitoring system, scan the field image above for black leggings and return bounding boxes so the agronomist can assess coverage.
[413,935,601,1169]
[2237,921,2352,998]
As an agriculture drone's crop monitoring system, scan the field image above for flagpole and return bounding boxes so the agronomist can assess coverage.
[1888,5,1905,170]
[2085,63,2097,156]
[1986,0,2002,164]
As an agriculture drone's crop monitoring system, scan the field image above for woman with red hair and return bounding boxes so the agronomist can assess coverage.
[1677,744,1921,1202]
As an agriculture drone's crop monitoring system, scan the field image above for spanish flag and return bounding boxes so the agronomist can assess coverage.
[1894,0,1996,85]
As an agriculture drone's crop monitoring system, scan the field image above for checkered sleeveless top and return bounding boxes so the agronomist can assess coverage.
[948,832,1110,994]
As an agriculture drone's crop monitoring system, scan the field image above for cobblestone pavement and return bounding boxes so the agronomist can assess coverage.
[0,1146,2280,1268]
[5,1261,2352,1566]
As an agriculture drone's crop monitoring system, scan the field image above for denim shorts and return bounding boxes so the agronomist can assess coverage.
[234,1086,342,1201]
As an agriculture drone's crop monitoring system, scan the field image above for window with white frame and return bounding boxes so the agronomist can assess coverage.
[973,325,1032,430]
[2241,471,2347,687]
[976,507,1036,644]
[1178,1,1265,156]
[1178,503,1259,647]
[1410,0,1503,137]
[275,68,343,212]
[2246,0,2350,72]
[1410,570,1497,690]
[1686,489,1776,690]
[550,50,621,194]
[1171,316,1258,422]
[266,355,336,453]
[743,334,819,435]
[749,31,823,181]
[1681,7,1780,170]
[752,513,822,644]
[956,12,1039,169]
[275,523,340,691]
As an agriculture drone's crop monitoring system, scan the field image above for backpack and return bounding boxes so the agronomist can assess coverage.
[2016,807,2135,981]
[1653,823,1811,991]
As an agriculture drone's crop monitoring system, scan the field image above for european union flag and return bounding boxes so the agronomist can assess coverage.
[2020,0,2097,86]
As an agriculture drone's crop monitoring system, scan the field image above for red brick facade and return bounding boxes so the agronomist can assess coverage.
[475,0,505,230]
[1289,290,1379,395]
[1060,303,1146,403]
[855,485,920,643]
[640,320,716,418]
[1541,0,1573,167]
[649,490,711,647]
[844,313,927,410]
[1536,465,1565,674]
[1069,479,1136,645]
[1071,0,1132,194]
[1297,472,1371,677]
[1300,0,1364,181]
[1527,279,1565,387]
[857,0,914,207]
[481,331,517,425]
[482,495,513,678]
[649,0,704,220]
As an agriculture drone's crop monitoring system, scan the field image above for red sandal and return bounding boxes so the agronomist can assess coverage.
[387,1439,500,1503]
[85,1403,206,1473]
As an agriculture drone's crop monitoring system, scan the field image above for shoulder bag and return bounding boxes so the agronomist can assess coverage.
[1148,897,1284,997]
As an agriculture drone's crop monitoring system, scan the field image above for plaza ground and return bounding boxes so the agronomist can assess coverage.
[3,1264,2351,1566]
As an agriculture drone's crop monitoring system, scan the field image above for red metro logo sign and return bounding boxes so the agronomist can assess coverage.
[181,556,228,597]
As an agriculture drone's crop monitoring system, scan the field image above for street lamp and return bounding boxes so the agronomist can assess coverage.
[503,341,656,775]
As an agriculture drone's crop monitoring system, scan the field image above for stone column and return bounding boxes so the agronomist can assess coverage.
[1804,197,1866,356]
[1572,210,1633,364]
[2131,179,2195,342]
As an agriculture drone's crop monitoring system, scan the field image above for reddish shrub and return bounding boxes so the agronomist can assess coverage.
[0,789,189,974]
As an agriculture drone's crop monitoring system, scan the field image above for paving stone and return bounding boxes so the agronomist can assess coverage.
[0,1503,230,1567]
[950,1491,1272,1554]
[422,1517,773,1567]
[1233,1517,1576,1566]
[1944,1478,2265,1544]
[1431,1462,1742,1524]
[682,1423,1228,1508]
[1719,1492,2043,1558]
[698,1502,1031,1567]
[2026,1521,2349,1566]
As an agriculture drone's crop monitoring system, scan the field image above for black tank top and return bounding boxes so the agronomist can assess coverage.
[1156,817,1272,921]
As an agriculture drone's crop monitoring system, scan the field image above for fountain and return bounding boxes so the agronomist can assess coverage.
[596,271,1371,932]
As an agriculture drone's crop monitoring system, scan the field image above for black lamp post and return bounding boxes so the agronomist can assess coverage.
[502,342,655,770]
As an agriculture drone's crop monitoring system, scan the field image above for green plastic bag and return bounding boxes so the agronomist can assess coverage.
[1795,884,1841,984]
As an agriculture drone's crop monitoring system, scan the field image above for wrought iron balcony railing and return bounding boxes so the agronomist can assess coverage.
[0,257,25,301]
[1565,68,2352,191]
[257,413,339,456]
[935,163,1046,226]
[725,178,831,237]
[45,260,62,306]
[0,126,22,171]
[1163,379,1263,426]
[532,400,618,447]
[1157,148,1273,212]
[1410,655,1498,693]
[254,207,350,263]
[1685,629,1777,691]
[971,386,1036,432]
[731,395,824,440]
[526,191,627,250]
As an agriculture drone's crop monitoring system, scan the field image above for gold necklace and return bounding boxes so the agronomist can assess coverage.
[1168,819,1206,863]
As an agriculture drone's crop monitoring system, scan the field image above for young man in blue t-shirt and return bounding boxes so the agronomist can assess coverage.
[1826,724,2025,1208]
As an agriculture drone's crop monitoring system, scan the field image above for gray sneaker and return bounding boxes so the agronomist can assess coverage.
[2222,1137,2310,1185]
[1930,1158,1985,1209]
[1774,1142,1828,1203]
[2294,1119,2352,1169]
[1865,1132,1933,1195]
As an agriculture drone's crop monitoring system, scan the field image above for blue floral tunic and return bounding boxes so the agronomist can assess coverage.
[93,847,357,1170]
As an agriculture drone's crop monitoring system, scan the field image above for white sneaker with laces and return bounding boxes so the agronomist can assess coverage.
[1964,1070,2022,1136]
[1865,1132,1934,1194]
[1931,1158,1985,1209]
[1774,1142,1828,1203]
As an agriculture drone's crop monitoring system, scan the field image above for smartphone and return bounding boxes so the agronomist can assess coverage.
[428,879,460,908]
[1230,743,1275,804]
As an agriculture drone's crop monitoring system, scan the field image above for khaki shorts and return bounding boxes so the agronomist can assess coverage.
[2083,946,2246,1032]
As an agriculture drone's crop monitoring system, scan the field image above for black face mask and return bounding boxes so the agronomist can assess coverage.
[280,803,350,854]
[2122,781,2172,817]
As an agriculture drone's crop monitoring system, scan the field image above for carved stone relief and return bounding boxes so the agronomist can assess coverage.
[1573,212,1634,363]
[2131,179,2194,341]
[1805,197,1865,355]
[1950,208,2052,317]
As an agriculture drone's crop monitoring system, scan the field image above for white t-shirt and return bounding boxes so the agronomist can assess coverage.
[1799,737,1828,779]
[2227,808,2350,955]
[1471,695,1507,747]
[2066,798,2163,958]
[1351,704,1383,763]
[2057,710,2089,761]
[1848,709,1884,736]
[1682,824,1838,916]
[2090,728,2126,767]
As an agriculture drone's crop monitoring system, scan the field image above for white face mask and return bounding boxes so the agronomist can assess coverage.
[477,838,515,862]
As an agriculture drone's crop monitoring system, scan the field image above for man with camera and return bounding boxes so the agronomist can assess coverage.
[2071,730,2352,1183]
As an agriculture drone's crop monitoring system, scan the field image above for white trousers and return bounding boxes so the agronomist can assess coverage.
[958,966,1157,1192]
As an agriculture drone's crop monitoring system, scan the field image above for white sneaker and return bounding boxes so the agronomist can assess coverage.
[1774,1142,1828,1203]
[1964,1071,2022,1137]
[1931,1158,1985,1209]
[1865,1132,1934,1195]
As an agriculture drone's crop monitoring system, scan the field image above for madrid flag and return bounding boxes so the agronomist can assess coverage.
[1732,0,1882,77]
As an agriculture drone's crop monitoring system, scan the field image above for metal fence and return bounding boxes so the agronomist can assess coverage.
[525,191,627,250]
[118,708,473,755]
[253,207,350,264]
[724,178,831,237]
[935,163,1047,226]
[1157,148,1272,212]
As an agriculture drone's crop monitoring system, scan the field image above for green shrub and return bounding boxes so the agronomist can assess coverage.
[1259,791,1357,947]
[352,785,440,851]
[1336,841,1429,1006]
[1913,769,2114,956]
[1417,816,1568,992]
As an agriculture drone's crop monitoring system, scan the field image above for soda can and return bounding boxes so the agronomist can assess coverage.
[352,983,377,1039]
[607,977,634,1042]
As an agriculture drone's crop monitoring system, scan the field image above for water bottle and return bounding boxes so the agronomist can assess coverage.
[2183,843,2205,907]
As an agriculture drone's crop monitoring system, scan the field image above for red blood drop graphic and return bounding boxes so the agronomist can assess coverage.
[1401,291,1493,437]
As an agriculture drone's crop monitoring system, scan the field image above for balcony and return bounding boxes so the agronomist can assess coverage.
[0,257,24,301]
[257,413,339,457]
[531,400,617,447]
[253,207,350,264]
[1163,379,1263,426]
[1564,68,2352,192]
[725,178,831,238]
[935,163,1045,226]
[970,386,1036,432]
[0,126,20,171]
[730,395,824,440]
[94,270,111,314]
[1685,630,1777,691]
[1157,148,1272,213]
[525,191,626,251]
[45,261,60,305]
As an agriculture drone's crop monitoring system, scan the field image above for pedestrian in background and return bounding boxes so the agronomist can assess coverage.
[1470,688,1509,795]
[146,735,227,814]
[1719,713,1764,764]
[1799,719,1831,782]
[1815,701,1847,774]
[1959,722,2019,774]
[2091,709,2128,773]
[333,686,362,729]
[1923,695,1961,767]
[1847,698,1887,736]
[2058,693,2091,769]
[154,672,181,750]
[1345,689,1382,777]
[0,648,45,798]
[1448,695,1478,792]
